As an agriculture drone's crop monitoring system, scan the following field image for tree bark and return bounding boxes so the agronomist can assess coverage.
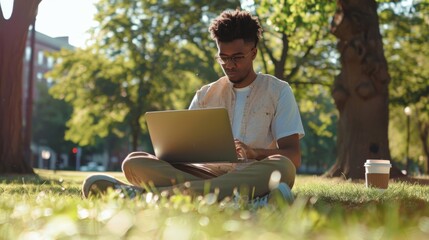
[0,0,41,174]
[325,0,404,179]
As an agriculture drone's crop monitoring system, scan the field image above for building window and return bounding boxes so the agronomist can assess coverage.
[47,56,54,68]
[37,72,43,81]
[47,77,53,86]
[25,46,31,61]
[38,51,44,65]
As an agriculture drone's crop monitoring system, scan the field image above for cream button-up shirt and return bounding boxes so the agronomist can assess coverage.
[189,73,305,150]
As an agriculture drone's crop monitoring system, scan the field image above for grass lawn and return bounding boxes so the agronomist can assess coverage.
[1,169,428,239]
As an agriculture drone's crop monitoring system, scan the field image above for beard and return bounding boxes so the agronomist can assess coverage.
[225,69,245,83]
[227,75,246,85]
[223,65,255,87]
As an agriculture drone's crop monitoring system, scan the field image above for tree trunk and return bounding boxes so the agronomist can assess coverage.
[325,0,404,179]
[0,0,41,174]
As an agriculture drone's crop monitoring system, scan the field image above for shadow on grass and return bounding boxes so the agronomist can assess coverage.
[0,173,55,184]
[394,176,429,185]
[0,174,83,196]
[308,197,429,223]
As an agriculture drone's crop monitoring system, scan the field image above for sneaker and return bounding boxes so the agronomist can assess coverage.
[249,194,269,208]
[250,182,294,208]
[270,182,295,204]
[81,174,143,198]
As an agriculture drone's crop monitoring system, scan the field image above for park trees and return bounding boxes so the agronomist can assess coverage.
[0,0,41,174]
[32,80,74,161]
[47,0,240,152]
[381,0,429,173]
[255,0,426,179]
[253,1,339,172]
[324,0,404,179]
[255,0,335,82]
[324,0,429,178]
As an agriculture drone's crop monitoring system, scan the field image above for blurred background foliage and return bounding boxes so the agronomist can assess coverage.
[42,0,429,173]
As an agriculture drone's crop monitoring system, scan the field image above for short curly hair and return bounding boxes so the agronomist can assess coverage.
[209,9,263,47]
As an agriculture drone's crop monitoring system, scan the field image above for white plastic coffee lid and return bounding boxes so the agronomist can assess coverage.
[365,159,391,164]
[364,159,392,171]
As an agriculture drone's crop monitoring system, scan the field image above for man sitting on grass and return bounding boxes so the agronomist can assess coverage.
[82,9,304,206]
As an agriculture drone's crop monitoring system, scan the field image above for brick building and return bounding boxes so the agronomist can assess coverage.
[23,30,74,169]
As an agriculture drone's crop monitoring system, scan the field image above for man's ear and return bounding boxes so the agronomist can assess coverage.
[252,48,257,60]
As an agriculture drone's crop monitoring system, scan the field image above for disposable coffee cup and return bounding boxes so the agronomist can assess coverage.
[364,159,392,189]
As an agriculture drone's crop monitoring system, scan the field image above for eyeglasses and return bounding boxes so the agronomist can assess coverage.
[215,48,254,65]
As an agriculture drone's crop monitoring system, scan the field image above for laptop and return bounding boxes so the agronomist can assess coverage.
[145,108,239,163]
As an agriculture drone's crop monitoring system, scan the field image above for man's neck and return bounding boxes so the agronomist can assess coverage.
[233,71,257,88]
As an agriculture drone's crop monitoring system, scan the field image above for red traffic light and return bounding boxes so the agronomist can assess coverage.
[72,147,78,154]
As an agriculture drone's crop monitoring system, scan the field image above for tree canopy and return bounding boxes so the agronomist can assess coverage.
[47,0,240,151]
[380,0,429,171]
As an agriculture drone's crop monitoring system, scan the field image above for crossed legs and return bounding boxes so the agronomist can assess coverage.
[121,152,296,200]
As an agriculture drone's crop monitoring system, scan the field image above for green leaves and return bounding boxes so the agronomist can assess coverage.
[257,0,334,37]
[46,0,240,150]
[254,0,338,168]
[379,0,429,166]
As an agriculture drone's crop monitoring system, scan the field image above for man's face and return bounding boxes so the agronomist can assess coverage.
[216,39,256,87]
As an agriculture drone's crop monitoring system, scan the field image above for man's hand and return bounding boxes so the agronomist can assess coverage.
[234,134,301,168]
[234,139,257,160]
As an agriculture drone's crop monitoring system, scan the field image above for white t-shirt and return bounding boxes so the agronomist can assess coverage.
[232,86,251,139]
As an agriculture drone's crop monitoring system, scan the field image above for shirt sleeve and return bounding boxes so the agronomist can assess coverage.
[272,84,305,140]
[188,93,199,110]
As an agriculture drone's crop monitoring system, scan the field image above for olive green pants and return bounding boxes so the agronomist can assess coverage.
[121,152,296,200]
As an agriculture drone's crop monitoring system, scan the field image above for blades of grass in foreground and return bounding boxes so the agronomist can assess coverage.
[0,170,428,239]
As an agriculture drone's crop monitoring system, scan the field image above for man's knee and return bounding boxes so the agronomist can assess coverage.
[122,154,166,186]
[124,151,157,161]
[121,153,159,173]
[265,155,296,188]
[122,156,135,172]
